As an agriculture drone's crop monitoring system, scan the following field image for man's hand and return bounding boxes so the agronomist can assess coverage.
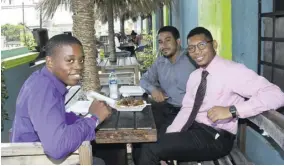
[89,100,112,122]
[151,89,167,102]
[207,106,232,123]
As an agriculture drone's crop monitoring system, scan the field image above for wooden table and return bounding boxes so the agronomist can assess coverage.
[65,86,157,144]
[97,57,140,85]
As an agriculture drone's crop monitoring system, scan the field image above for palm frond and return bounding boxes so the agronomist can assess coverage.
[36,0,71,19]
[39,0,172,22]
[95,0,172,23]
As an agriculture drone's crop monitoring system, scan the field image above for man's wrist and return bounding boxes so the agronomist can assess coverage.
[148,86,156,94]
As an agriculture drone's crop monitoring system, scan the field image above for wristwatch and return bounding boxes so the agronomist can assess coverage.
[229,105,237,118]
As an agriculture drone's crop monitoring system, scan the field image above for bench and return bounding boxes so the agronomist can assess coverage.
[178,109,284,165]
[1,141,92,165]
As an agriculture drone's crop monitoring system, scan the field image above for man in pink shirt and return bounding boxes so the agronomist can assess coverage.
[137,27,284,164]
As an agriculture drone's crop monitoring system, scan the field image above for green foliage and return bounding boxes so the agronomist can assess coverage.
[1,23,36,50]
[136,32,157,73]
[20,33,37,50]
[1,65,9,132]
[1,24,23,42]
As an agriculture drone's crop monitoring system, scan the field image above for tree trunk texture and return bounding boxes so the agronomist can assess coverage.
[107,0,116,62]
[72,0,101,92]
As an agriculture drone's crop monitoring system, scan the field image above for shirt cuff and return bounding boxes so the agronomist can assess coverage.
[234,103,257,119]
[91,115,100,127]
[85,114,100,127]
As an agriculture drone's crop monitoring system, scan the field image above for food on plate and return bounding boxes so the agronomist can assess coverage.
[116,97,144,107]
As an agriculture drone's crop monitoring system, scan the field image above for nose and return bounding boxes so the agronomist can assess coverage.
[74,61,83,71]
[159,43,165,50]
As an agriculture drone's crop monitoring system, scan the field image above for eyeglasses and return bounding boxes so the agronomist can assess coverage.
[187,41,212,53]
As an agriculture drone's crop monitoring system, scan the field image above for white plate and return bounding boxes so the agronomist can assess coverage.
[86,90,149,112]
[115,101,148,112]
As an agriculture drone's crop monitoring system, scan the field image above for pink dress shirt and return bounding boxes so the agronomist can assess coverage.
[166,55,284,134]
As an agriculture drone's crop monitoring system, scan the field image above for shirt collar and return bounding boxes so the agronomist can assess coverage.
[200,54,222,75]
[162,49,185,64]
[41,66,67,96]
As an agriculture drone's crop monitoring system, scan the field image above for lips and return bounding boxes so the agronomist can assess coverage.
[196,56,204,62]
[162,49,170,52]
[69,74,81,80]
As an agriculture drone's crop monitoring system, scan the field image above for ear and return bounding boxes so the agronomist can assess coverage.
[213,40,218,50]
[45,56,54,69]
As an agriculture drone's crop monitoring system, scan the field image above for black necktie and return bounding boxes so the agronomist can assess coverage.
[181,70,209,131]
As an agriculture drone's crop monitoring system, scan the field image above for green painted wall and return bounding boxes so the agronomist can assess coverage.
[1,47,29,59]
[2,52,39,69]
[163,5,170,26]
[198,0,232,60]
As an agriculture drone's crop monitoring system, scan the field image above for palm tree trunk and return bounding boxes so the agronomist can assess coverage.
[120,15,125,37]
[107,0,116,62]
[72,0,101,92]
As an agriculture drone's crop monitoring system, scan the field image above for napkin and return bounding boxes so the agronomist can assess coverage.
[86,91,116,108]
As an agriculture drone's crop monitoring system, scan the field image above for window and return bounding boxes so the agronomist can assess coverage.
[258,0,284,90]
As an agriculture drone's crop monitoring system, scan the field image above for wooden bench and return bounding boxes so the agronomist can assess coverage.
[178,109,284,165]
[1,141,92,165]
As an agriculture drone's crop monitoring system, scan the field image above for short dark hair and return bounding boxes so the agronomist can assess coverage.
[158,26,180,40]
[45,34,83,56]
[187,27,213,41]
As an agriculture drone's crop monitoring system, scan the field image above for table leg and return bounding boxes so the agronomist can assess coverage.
[126,143,134,165]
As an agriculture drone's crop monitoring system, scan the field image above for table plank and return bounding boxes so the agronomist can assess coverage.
[98,109,119,130]
[130,57,139,65]
[135,106,155,129]
[124,57,133,66]
[117,57,125,67]
[95,129,157,144]
[116,112,135,129]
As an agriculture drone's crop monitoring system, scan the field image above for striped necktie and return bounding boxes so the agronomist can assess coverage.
[181,70,209,131]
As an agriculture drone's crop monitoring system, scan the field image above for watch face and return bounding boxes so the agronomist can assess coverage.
[230,106,237,118]
[230,106,236,112]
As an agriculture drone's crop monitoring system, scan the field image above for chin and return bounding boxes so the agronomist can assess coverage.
[196,61,206,67]
[164,54,174,59]
[67,80,79,86]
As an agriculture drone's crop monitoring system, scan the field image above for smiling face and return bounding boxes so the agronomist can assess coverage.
[46,44,84,86]
[187,34,217,68]
[158,31,180,59]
